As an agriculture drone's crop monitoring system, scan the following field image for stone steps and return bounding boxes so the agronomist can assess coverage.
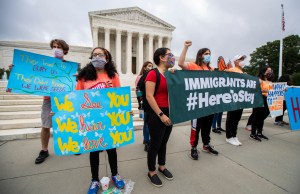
[0,81,143,140]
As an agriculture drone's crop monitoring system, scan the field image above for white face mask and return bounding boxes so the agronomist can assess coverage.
[53,48,64,58]
[239,61,245,68]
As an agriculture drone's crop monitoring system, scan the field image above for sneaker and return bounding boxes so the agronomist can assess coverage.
[112,174,125,189]
[148,173,162,187]
[245,125,251,131]
[35,150,49,164]
[217,127,226,132]
[203,144,218,156]
[144,143,149,152]
[226,138,239,146]
[212,128,221,134]
[190,147,199,160]
[250,134,262,142]
[233,137,242,146]
[87,180,99,194]
[274,122,284,126]
[158,168,174,180]
[257,133,269,140]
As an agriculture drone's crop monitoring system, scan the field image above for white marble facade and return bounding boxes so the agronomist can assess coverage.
[0,7,175,87]
[89,7,175,74]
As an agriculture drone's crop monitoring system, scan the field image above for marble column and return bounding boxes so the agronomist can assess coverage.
[115,29,122,74]
[148,34,154,62]
[126,31,133,74]
[138,33,144,73]
[104,28,110,51]
[167,36,172,48]
[92,27,98,47]
[158,35,163,48]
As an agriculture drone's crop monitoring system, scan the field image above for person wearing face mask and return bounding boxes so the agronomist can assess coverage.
[178,41,219,160]
[146,48,175,187]
[245,66,274,131]
[135,61,154,152]
[250,66,273,141]
[225,55,246,146]
[76,47,126,194]
[34,39,69,164]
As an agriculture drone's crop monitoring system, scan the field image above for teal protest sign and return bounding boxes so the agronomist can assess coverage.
[165,71,264,124]
[7,49,78,96]
[50,86,134,156]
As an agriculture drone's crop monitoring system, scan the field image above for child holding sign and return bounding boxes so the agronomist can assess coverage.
[76,47,125,194]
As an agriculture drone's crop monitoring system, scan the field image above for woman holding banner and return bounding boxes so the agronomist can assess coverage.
[146,47,175,187]
[179,41,219,160]
[76,47,125,194]
[250,66,274,141]
[225,55,246,146]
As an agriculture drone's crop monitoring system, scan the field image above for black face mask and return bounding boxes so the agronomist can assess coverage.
[265,72,274,81]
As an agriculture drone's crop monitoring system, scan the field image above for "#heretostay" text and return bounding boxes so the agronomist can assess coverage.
[186,90,255,111]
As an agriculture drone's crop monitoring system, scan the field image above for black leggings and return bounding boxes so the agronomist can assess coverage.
[251,96,270,135]
[90,148,118,181]
[147,107,173,172]
[226,109,243,138]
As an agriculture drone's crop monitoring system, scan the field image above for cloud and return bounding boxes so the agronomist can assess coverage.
[0,0,299,67]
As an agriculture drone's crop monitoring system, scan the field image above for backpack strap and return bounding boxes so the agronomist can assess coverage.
[153,68,161,96]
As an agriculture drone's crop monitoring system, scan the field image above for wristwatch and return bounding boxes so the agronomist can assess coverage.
[158,112,164,117]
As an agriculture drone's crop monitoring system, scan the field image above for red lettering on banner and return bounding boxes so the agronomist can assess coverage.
[79,115,104,132]
[80,93,102,109]
[290,97,300,122]
[83,137,107,150]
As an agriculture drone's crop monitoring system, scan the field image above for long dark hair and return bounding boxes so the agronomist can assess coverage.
[195,48,211,68]
[78,47,118,81]
[139,61,153,75]
[258,66,270,80]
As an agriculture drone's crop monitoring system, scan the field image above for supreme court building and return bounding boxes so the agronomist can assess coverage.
[89,7,175,74]
[0,7,175,86]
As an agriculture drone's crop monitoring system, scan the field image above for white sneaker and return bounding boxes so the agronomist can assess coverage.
[226,138,239,146]
[233,137,242,146]
[245,125,251,131]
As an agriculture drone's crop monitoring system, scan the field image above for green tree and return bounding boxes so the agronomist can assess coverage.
[244,34,300,80]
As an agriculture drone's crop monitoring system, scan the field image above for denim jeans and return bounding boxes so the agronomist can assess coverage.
[212,112,223,129]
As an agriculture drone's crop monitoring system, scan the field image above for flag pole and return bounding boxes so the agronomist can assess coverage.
[278,4,284,78]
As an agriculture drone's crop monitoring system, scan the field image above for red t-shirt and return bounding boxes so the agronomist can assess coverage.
[145,70,168,108]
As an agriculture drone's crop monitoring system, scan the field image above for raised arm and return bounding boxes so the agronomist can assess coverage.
[178,40,192,70]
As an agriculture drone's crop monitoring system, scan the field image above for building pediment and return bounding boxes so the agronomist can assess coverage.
[89,7,175,30]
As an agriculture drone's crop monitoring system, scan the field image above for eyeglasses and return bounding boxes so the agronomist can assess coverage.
[165,53,174,57]
[92,53,105,58]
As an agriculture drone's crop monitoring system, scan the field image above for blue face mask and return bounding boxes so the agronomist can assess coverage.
[91,57,106,69]
[203,55,211,64]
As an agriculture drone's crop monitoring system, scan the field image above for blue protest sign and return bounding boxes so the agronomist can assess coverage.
[50,86,134,156]
[7,49,78,96]
[285,87,300,130]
